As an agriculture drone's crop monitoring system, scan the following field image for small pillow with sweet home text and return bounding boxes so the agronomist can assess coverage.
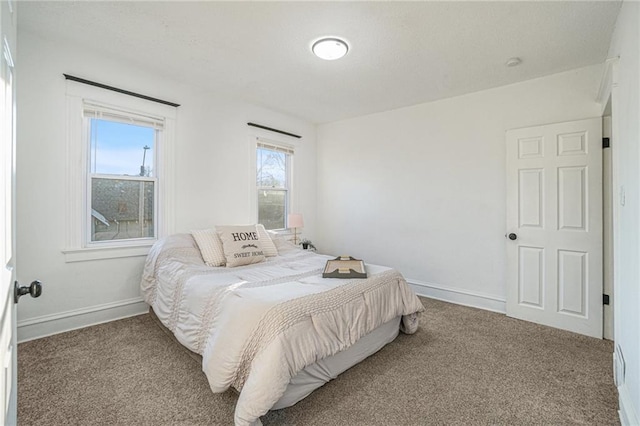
[216,225,266,267]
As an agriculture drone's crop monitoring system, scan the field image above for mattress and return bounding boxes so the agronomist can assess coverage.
[150,305,400,411]
[272,315,401,410]
[141,233,423,425]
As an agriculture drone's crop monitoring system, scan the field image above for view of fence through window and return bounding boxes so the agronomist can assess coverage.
[89,118,156,241]
[257,146,288,230]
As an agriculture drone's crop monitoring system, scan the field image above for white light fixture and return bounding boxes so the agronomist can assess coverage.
[312,37,349,60]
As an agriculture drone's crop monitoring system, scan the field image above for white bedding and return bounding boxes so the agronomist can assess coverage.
[272,315,401,410]
[141,233,424,426]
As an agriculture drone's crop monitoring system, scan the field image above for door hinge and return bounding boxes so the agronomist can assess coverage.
[603,294,610,305]
[603,137,611,149]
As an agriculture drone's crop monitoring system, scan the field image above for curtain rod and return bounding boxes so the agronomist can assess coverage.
[247,122,301,139]
[63,74,180,108]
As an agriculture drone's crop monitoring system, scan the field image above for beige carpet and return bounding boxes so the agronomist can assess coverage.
[18,298,619,425]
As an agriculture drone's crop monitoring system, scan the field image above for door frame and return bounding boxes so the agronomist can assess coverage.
[596,58,619,341]
[602,113,613,340]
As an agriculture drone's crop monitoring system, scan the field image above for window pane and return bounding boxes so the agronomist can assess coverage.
[258,189,286,230]
[257,148,286,188]
[90,119,155,176]
[91,178,154,241]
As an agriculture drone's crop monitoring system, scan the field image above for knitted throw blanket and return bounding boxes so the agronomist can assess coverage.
[232,269,421,392]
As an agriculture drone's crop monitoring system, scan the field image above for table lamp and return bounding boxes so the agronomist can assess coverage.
[288,213,304,245]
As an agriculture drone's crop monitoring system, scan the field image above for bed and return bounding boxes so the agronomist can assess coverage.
[141,231,424,426]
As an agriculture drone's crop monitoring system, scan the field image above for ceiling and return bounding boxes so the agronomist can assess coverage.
[19,1,621,124]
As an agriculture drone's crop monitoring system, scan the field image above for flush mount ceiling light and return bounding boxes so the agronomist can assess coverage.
[312,37,349,60]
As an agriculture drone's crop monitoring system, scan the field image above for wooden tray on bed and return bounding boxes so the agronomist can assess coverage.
[322,256,367,279]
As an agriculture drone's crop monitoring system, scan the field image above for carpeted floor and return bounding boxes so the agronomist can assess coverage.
[18,298,619,425]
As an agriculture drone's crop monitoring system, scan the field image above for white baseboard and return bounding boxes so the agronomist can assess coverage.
[17,297,149,343]
[408,279,506,314]
[619,383,640,426]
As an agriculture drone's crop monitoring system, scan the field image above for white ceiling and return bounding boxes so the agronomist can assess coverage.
[19,1,621,124]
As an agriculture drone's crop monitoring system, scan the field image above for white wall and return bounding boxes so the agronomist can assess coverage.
[608,2,640,424]
[317,64,603,312]
[15,31,317,341]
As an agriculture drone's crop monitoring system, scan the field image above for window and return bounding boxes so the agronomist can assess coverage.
[256,141,293,230]
[85,104,161,243]
[64,82,175,262]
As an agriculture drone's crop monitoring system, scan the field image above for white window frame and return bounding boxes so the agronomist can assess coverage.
[250,136,295,231]
[84,103,160,247]
[63,82,175,262]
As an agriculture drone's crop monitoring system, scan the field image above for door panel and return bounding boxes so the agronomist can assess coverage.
[0,296,13,425]
[506,118,602,338]
[558,166,587,230]
[557,249,587,316]
[519,169,544,228]
[518,246,544,308]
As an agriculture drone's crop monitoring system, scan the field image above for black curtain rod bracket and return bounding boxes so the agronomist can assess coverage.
[63,74,180,108]
[247,122,301,139]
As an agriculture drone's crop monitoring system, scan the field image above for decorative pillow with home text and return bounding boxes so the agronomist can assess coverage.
[217,225,266,267]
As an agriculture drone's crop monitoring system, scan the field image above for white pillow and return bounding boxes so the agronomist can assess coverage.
[191,229,226,267]
[267,231,302,255]
[217,225,266,267]
[255,224,278,257]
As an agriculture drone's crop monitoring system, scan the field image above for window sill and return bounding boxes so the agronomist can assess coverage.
[62,244,153,263]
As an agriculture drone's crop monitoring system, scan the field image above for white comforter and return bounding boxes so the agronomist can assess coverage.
[141,234,424,426]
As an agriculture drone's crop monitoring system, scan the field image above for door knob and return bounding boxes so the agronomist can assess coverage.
[14,280,43,304]
[507,233,517,241]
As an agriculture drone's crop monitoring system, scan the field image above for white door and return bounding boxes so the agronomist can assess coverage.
[0,0,17,423]
[506,118,603,338]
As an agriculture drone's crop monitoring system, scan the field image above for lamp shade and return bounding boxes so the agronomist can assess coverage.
[288,213,304,229]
